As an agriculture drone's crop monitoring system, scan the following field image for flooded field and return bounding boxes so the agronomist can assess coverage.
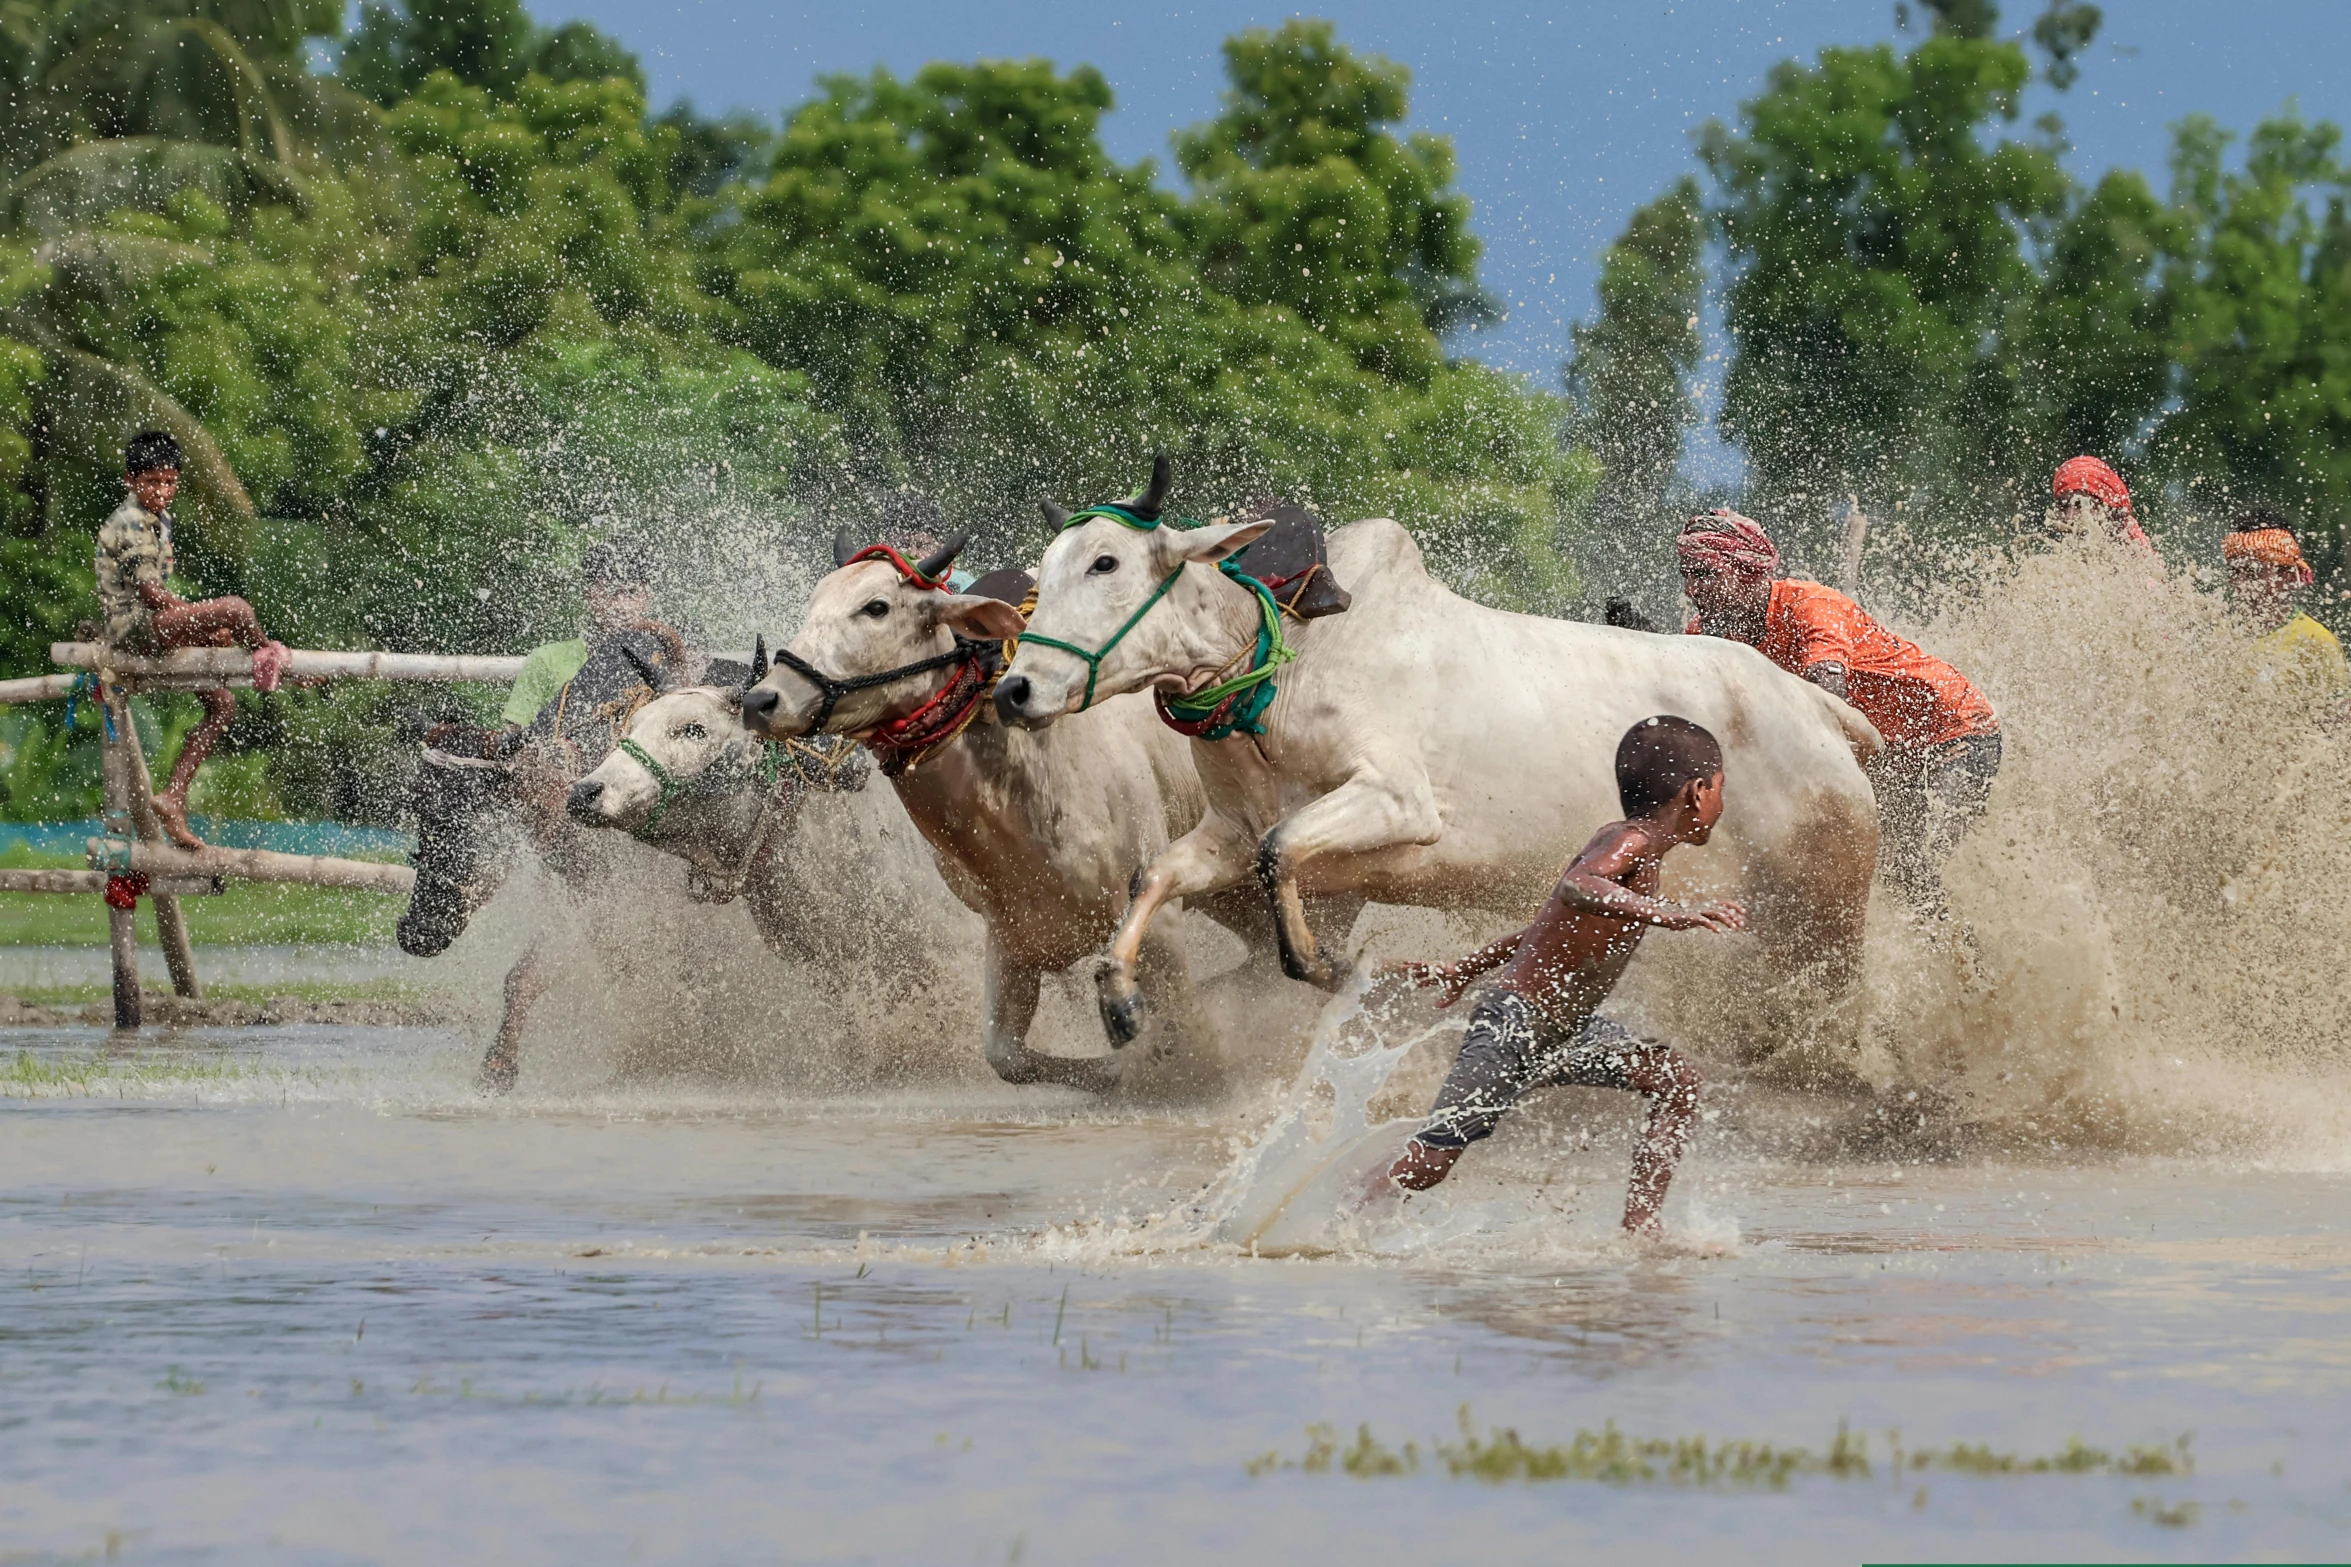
[5,1013,2347,1565]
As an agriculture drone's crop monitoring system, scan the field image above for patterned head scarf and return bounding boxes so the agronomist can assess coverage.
[1676,510,1780,577]
[2223,525,2313,586]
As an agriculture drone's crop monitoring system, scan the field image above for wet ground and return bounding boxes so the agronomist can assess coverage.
[3,1019,2346,1564]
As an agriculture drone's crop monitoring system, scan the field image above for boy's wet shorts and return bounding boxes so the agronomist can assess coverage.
[1416,990,1674,1150]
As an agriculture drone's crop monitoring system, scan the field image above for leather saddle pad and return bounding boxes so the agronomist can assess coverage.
[963,567,1037,608]
[1227,498,1352,619]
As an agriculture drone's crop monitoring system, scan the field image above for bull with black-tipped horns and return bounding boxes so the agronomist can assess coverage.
[993,455,1885,1086]
[737,494,1319,1092]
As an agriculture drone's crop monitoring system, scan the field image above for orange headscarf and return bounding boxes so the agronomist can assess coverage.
[2223,527,2314,585]
[2052,456,2154,551]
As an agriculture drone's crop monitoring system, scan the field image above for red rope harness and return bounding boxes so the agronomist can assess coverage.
[865,653,993,777]
[844,543,953,590]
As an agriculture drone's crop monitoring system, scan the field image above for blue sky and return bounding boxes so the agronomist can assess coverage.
[548,0,2348,400]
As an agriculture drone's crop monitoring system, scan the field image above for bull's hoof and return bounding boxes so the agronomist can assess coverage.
[477,1045,519,1095]
[986,1036,1120,1094]
[1282,949,1353,992]
[1095,962,1148,1047]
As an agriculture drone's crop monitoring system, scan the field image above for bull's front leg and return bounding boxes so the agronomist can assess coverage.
[1100,815,1253,1046]
[981,932,1121,1092]
[1254,770,1442,990]
[479,939,551,1093]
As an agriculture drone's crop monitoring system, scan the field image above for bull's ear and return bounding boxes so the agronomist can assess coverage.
[1165,517,1273,566]
[932,593,1027,642]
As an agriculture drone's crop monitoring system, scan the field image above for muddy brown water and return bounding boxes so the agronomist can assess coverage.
[11,538,2351,1562]
[3,1015,2347,1565]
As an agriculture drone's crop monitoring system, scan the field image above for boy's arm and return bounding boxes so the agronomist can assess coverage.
[1384,929,1522,1008]
[1554,824,1746,932]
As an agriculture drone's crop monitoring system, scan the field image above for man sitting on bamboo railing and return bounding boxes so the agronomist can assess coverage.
[94,430,291,850]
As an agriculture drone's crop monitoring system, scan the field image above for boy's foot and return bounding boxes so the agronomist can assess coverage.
[249,640,290,693]
[150,796,206,850]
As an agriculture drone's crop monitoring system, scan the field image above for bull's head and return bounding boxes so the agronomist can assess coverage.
[994,456,1271,728]
[396,743,524,957]
[568,686,759,837]
[739,532,1023,739]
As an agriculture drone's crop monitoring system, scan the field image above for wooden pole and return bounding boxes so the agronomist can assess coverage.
[0,868,217,895]
[97,694,139,1030]
[110,700,202,999]
[0,673,79,703]
[91,839,416,896]
[52,644,526,686]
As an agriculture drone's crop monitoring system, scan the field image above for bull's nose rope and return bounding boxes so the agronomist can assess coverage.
[1016,566,1185,712]
[1020,504,1293,734]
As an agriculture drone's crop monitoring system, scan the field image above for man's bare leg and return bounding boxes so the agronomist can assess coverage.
[1619,1051,1703,1235]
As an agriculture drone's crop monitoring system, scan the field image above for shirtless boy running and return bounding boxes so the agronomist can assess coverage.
[1378,716,1741,1235]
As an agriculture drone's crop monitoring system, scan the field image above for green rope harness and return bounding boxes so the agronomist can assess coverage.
[1015,565,1184,712]
[617,734,789,834]
[1155,563,1295,740]
[1015,503,1293,729]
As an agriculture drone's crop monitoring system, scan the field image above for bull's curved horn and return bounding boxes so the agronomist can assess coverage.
[621,645,664,692]
[915,530,968,582]
[833,527,858,568]
[1041,500,1071,529]
[1116,452,1171,521]
[749,634,769,684]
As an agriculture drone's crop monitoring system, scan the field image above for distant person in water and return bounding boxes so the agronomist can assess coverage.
[93,430,290,849]
[2039,456,2156,553]
[502,539,683,748]
[1677,509,2000,922]
[2223,509,2350,711]
[1375,716,1729,1236]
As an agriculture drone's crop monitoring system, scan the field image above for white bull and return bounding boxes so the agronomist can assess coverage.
[991,461,1883,1065]
[568,684,977,995]
[738,538,1313,1091]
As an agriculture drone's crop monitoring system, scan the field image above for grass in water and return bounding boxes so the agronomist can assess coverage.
[5,976,428,1010]
[1245,1409,2194,1490]
[3,1046,297,1095]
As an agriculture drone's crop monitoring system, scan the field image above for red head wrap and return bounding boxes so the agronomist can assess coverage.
[1676,509,1780,577]
[2052,457,2154,551]
[2053,456,2133,515]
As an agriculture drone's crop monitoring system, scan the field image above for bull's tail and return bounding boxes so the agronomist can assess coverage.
[1808,683,1882,766]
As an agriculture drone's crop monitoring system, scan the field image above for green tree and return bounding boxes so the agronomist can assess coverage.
[1700,20,2071,525]
[705,48,1586,609]
[1172,18,1495,384]
[2153,108,2351,569]
[1566,177,1703,536]
[341,0,641,106]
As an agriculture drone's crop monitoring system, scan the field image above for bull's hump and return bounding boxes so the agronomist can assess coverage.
[1326,517,1422,583]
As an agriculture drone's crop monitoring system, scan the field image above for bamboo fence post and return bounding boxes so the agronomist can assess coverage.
[97,689,140,1029]
[110,696,202,999]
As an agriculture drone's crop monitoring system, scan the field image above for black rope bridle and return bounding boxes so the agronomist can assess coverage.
[761,641,979,734]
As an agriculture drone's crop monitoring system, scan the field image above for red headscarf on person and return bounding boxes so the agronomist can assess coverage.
[2052,456,2154,551]
[1676,509,1781,577]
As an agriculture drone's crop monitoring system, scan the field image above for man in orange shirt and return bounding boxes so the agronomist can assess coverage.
[1677,510,2001,921]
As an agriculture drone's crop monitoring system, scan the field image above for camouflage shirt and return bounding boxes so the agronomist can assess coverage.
[94,498,174,648]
